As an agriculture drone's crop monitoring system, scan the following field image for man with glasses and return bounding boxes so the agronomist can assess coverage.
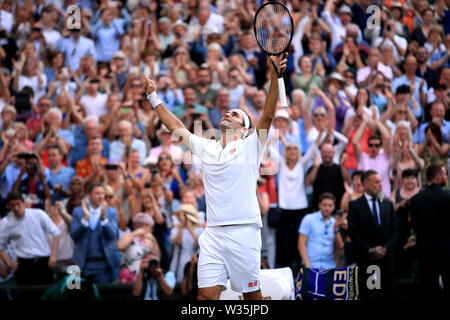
[415,46,438,88]
[353,117,393,197]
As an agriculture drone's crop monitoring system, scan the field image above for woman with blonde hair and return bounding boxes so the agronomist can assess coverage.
[13,122,33,151]
[169,46,196,88]
[391,120,424,189]
[267,132,319,272]
[381,102,419,135]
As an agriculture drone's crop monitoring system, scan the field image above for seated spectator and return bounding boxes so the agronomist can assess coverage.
[156,151,186,201]
[92,7,124,63]
[335,35,365,74]
[0,190,60,286]
[382,102,419,136]
[298,193,344,269]
[13,122,34,151]
[70,183,120,284]
[132,250,175,300]
[117,212,160,284]
[12,56,47,105]
[109,120,147,165]
[156,75,184,112]
[357,48,393,88]
[75,136,108,185]
[194,66,218,110]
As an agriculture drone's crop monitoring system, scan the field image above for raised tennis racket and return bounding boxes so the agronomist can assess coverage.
[253,1,293,108]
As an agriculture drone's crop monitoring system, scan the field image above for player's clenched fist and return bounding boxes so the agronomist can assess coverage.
[144,77,156,96]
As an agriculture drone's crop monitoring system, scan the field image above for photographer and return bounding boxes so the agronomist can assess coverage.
[132,250,175,300]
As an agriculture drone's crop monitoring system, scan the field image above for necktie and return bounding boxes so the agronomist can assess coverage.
[371,197,380,226]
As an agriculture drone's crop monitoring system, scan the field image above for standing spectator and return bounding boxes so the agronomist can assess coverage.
[305,142,349,210]
[70,183,119,284]
[92,7,124,63]
[353,118,393,197]
[117,212,160,284]
[148,125,183,166]
[79,78,109,119]
[298,193,344,269]
[56,27,97,72]
[170,204,203,284]
[173,85,209,125]
[0,190,60,286]
[12,56,47,105]
[195,67,218,110]
[373,19,407,63]
[75,136,107,185]
[340,170,365,212]
[292,56,324,96]
[357,48,393,88]
[413,102,450,144]
[12,153,51,210]
[409,164,450,302]
[267,133,318,273]
[348,170,398,301]
[47,145,75,195]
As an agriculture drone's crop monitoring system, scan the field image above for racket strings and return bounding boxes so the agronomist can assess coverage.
[254,4,292,55]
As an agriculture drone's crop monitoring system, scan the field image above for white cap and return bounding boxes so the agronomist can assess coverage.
[274,109,290,121]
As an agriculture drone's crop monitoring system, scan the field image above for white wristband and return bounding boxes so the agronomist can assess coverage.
[147,92,162,109]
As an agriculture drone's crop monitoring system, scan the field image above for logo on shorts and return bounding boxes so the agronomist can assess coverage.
[230,148,236,155]
[248,281,258,288]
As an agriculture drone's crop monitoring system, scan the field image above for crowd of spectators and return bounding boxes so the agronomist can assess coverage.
[0,0,449,300]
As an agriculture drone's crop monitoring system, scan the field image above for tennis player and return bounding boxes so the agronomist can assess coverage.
[144,53,287,300]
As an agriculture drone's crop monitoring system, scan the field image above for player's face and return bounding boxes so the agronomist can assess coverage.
[219,110,245,134]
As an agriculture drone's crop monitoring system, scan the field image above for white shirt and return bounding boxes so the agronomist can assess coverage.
[189,131,266,227]
[364,193,381,226]
[356,63,393,84]
[18,74,48,105]
[373,35,407,63]
[46,220,74,261]
[0,209,60,259]
[80,93,108,118]
[269,143,317,210]
[0,10,13,33]
[43,28,62,49]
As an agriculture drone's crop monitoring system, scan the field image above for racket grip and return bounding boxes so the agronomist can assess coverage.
[277,77,288,108]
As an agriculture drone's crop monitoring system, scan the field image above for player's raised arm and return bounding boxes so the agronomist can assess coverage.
[144,77,192,149]
[256,53,288,144]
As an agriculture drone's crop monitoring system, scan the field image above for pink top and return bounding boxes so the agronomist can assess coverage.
[358,151,392,197]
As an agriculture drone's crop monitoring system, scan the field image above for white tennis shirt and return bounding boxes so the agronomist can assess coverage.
[189,131,266,227]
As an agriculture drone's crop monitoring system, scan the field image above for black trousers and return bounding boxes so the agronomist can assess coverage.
[276,208,310,275]
[15,257,54,286]
[417,246,450,302]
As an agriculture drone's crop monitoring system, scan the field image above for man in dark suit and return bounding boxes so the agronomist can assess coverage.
[409,164,450,302]
[348,170,398,300]
[70,182,120,284]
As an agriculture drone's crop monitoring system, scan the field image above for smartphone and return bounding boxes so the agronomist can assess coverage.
[123,107,131,114]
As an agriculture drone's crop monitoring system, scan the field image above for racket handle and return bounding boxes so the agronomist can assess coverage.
[277,77,288,108]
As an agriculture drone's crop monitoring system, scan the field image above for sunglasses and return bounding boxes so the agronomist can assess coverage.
[286,146,298,150]
[159,156,171,161]
[314,113,326,117]
[368,143,381,148]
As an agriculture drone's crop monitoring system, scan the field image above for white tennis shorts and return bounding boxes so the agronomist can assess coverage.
[197,223,262,293]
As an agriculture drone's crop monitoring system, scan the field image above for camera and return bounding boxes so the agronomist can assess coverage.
[105,164,119,170]
[147,257,159,269]
[190,112,201,120]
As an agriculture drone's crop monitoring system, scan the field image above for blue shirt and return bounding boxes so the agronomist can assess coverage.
[429,51,450,71]
[109,138,147,166]
[92,19,124,62]
[299,211,336,269]
[69,125,110,167]
[56,36,97,72]
[143,271,176,300]
[391,75,427,120]
[298,118,308,155]
[157,89,184,112]
[35,129,75,148]
[48,166,75,192]
[413,120,450,144]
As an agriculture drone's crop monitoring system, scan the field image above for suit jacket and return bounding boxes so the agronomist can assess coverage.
[409,183,450,255]
[348,195,398,265]
[70,206,119,270]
